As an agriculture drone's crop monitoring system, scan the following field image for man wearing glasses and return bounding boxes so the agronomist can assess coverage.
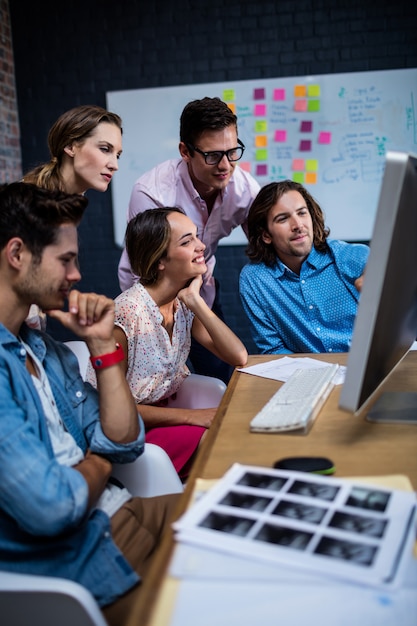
[118,97,260,383]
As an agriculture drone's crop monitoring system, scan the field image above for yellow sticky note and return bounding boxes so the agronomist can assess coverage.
[306,159,318,171]
[227,103,236,114]
[223,89,236,102]
[307,84,321,97]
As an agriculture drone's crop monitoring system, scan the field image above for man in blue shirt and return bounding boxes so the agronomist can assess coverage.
[0,183,179,626]
[239,180,369,354]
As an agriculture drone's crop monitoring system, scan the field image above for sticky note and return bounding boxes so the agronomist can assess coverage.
[273,88,286,101]
[305,172,318,184]
[318,131,332,144]
[300,121,313,132]
[255,149,268,161]
[307,84,321,97]
[227,102,236,114]
[299,140,312,152]
[256,164,268,176]
[255,120,267,133]
[294,85,307,97]
[292,159,305,170]
[239,161,251,173]
[293,172,305,183]
[274,129,287,142]
[294,99,308,112]
[306,159,318,171]
[254,104,267,116]
[308,99,320,112]
[223,89,236,102]
[255,135,268,147]
[254,88,265,100]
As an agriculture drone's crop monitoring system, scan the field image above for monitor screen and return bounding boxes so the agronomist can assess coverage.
[338,151,417,423]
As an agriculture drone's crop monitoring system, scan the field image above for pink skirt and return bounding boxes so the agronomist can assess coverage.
[145,424,206,480]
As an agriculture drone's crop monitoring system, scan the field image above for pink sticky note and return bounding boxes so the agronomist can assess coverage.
[273,88,286,101]
[274,129,287,142]
[239,161,251,173]
[318,131,332,144]
[292,159,305,170]
[254,104,266,116]
[254,88,265,100]
[299,140,312,152]
[256,164,268,176]
[300,121,313,132]
[294,99,308,112]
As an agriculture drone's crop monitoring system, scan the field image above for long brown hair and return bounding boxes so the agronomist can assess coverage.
[23,105,122,191]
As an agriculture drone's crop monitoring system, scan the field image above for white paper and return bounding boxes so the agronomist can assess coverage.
[238,356,346,385]
[173,464,417,589]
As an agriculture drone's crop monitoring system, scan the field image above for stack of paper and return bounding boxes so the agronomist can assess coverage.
[173,464,416,590]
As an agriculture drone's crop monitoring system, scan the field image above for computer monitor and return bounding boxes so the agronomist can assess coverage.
[339,151,417,423]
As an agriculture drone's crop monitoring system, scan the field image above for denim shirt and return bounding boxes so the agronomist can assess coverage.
[0,323,145,607]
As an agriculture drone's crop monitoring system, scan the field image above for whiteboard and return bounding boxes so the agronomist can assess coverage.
[107,68,417,247]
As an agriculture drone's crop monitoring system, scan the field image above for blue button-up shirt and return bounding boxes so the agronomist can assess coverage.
[0,323,145,607]
[239,240,369,354]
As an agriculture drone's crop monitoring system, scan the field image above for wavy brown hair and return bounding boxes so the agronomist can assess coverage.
[245,180,330,266]
[23,105,122,191]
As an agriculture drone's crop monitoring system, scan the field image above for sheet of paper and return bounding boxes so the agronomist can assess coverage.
[173,464,417,589]
[238,356,346,385]
[168,576,417,626]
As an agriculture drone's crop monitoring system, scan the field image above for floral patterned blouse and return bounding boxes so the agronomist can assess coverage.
[113,282,194,403]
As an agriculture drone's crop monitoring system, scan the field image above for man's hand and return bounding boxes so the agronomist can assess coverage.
[46,290,115,347]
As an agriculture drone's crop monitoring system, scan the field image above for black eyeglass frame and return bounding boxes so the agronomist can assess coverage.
[187,139,245,165]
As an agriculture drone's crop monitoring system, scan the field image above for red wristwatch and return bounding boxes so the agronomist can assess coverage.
[89,343,125,370]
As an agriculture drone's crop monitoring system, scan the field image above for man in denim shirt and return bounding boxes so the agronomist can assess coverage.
[0,183,179,626]
[239,180,369,354]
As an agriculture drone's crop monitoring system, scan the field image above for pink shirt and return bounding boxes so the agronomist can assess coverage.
[117,159,260,307]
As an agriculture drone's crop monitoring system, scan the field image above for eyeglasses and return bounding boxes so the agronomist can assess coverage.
[187,139,245,165]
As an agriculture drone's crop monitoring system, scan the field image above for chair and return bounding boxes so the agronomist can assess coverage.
[0,571,108,626]
[63,342,227,496]
[0,347,227,623]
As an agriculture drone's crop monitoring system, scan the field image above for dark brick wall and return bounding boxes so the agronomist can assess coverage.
[8,0,417,348]
[0,0,21,183]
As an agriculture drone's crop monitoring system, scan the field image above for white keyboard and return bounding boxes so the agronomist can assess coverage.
[249,364,339,433]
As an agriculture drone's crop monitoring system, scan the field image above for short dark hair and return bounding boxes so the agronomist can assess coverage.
[245,180,330,266]
[180,97,237,147]
[0,182,87,262]
[125,207,185,285]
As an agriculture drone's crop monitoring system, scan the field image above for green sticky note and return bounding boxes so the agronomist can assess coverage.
[255,149,268,161]
[292,172,305,183]
[307,99,320,112]
[255,120,268,133]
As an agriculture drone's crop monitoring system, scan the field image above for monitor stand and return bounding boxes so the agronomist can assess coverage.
[366,392,417,424]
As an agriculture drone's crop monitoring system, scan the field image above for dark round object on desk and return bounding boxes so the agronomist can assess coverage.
[273,456,335,475]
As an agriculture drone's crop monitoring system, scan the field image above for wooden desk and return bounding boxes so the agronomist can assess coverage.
[128,351,417,626]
